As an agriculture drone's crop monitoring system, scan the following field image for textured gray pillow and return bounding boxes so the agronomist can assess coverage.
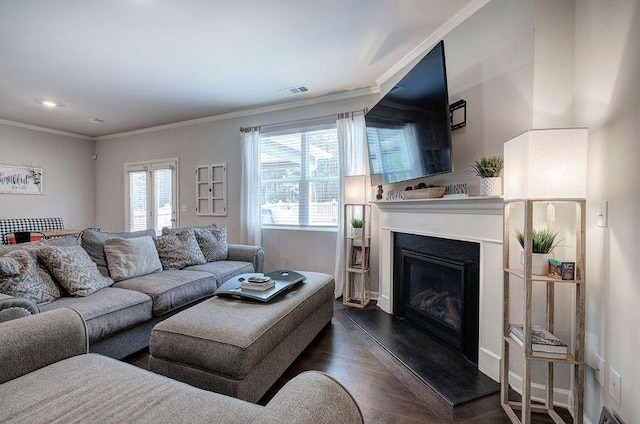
[154,229,206,270]
[0,249,60,304]
[80,229,156,276]
[104,236,162,282]
[162,224,216,235]
[193,226,228,262]
[38,245,113,297]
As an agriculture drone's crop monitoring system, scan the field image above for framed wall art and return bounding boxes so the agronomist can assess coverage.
[0,165,43,194]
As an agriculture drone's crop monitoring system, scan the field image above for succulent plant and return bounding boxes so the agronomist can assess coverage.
[470,156,504,178]
[515,229,560,254]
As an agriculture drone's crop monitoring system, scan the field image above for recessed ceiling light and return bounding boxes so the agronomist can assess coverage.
[41,100,58,108]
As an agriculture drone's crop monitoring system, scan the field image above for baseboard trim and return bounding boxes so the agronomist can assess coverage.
[507,370,570,408]
[478,347,501,382]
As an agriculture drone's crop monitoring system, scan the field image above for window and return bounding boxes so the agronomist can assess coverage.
[125,159,178,233]
[260,126,339,227]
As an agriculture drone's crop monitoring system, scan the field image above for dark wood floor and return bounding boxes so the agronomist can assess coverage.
[127,300,571,423]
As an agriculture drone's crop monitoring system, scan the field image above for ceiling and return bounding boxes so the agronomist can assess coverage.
[0,0,472,138]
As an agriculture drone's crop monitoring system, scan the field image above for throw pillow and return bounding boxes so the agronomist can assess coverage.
[80,229,156,276]
[104,236,162,282]
[38,245,113,297]
[0,249,61,304]
[193,227,228,262]
[162,224,217,235]
[154,229,206,270]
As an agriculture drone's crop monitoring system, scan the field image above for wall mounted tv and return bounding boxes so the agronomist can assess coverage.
[366,40,452,185]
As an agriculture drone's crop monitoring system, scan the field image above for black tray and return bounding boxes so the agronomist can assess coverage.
[214,270,306,302]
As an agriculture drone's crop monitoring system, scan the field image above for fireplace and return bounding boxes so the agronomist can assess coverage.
[393,232,480,364]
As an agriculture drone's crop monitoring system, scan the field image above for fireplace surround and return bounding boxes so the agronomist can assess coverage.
[374,197,504,381]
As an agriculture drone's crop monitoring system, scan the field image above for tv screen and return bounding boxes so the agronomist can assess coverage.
[366,40,452,185]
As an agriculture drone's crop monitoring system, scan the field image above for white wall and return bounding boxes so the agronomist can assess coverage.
[0,122,96,228]
[95,95,378,277]
[379,0,535,195]
[575,0,640,422]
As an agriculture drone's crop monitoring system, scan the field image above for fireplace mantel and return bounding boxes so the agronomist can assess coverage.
[373,195,504,381]
[372,196,504,214]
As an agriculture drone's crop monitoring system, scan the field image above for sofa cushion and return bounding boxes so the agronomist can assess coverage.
[41,235,79,247]
[105,236,162,282]
[0,354,263,423]
[154,230,206,270]
[184,261,254,286]
[0,249,60,304]
[113,270,217,316]
[80,229,156,276]
[38,245,113,297]
[162,224,216,235]
[40,287,152,343]
[193,227,228,262]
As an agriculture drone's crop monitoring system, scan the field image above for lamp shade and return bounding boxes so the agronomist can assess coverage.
[344,175,368,204]
[503,128,588,200]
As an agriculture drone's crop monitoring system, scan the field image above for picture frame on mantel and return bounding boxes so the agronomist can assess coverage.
[0,165,43,194]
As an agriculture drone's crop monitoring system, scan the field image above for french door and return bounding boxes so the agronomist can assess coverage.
[124,159,178,234]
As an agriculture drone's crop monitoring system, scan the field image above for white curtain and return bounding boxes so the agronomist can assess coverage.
[334,114,368,298]
[240,127,262,246]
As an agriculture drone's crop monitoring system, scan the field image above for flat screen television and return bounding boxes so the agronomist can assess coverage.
[366,40,452,184]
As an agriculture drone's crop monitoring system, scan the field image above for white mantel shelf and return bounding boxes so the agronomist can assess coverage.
[371,196,504,215]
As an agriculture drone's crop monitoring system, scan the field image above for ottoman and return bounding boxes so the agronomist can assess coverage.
[149,271,334,403]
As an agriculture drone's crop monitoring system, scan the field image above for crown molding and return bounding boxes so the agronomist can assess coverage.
[95,87,379,141]
[0,118,94,141]
[375,0,490,87]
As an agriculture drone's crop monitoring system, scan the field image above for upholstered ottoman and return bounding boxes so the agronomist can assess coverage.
[149,271,334,403]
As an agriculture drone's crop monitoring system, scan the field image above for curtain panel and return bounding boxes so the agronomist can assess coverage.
[240,127,262,246]
[334,114,368,298]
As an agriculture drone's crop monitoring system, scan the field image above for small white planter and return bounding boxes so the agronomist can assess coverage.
[351,228,363,238]
[480,177,502,196]
[520,251,552,276]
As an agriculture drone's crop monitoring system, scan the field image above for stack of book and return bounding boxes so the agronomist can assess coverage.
[508,324,568,359]
[241,276,274,291]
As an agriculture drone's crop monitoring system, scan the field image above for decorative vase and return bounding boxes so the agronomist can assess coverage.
[480,177,502,196]
[520,251,552,275]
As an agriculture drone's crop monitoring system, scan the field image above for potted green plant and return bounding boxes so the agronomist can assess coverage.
[470,155,504,196]
[350,218,363,238]
[515,229,560,275]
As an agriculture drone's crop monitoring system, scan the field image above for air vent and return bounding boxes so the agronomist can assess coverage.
[87,118,105,124]
[279,85,310,96]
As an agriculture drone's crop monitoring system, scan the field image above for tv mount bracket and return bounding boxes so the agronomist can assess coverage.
[449,99,467,130]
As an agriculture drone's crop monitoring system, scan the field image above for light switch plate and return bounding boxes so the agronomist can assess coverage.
[181,204,187,213]
[609,367,621,403]
[598,201,608,228]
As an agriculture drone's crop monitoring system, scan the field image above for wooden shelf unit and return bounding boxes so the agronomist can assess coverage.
[343,203,371,308]
[501,199,585,424]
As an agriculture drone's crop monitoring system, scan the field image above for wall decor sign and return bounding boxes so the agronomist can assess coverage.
[0,165,43,194]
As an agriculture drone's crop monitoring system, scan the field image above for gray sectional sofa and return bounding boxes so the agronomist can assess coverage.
[0,308,364,424]
[0,228,265,359]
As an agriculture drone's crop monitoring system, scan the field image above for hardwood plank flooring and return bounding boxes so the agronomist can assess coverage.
[125,300,572,423]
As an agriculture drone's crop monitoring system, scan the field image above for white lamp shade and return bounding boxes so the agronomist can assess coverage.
[344,175,368,204]
[503,128,588,200]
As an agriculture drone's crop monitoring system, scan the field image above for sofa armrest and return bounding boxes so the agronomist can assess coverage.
[0,308,88,384]
[227,244,265,273]
[253,371,363,424]
[0,293,39,323]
